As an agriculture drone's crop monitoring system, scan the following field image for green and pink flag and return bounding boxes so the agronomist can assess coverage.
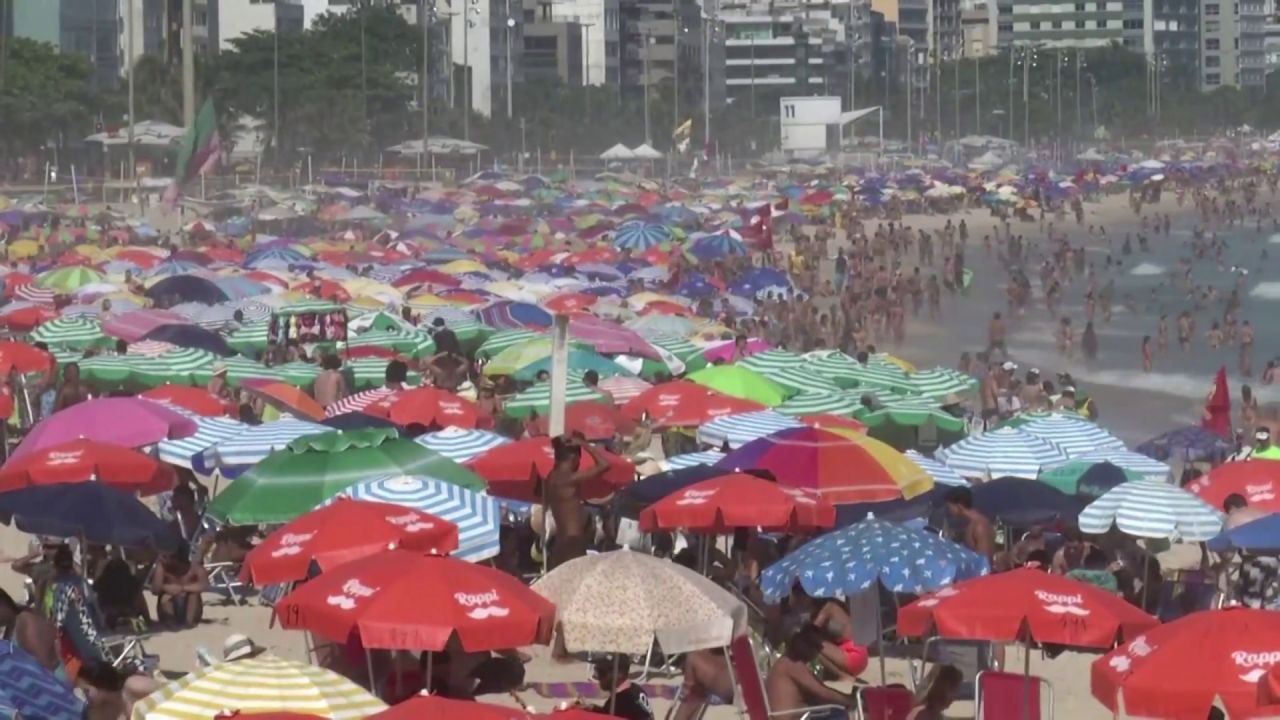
[164,98,221,204]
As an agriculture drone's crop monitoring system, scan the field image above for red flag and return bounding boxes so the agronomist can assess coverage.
[1202,366,1232,439]
[752,203,774,251]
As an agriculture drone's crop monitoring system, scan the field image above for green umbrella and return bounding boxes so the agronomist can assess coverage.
[804,352,912,392]
[193,356,285,387]
[774,391,862,417]
[995,409,1084,429]
[754,365,840,395]
[853,398,967,433]
[738,349,807,374]
[346,358,422,389]
[207,427,485,525]
[1037,460,1145,496]
[502,380,607,419]
[225,323,269,354]
[904,367,978,399]
[346,329,435,357]
[483,338,590,377]
[78,355,133,387]
[130,348,217,387]
[31,317,110,350]
[515,350,635,382]
[273,360,321,387]
[686,365,791,406]
[276,299,344,315]
[645,334,708,371]
[477,329,542,360]
[37,266,104,292]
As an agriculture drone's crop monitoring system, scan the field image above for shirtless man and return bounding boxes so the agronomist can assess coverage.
[944,487,995,561]
[765,626,855,718]
[55,362,89,412]
[1240,320,1255,377]
[979,363,1000,428]
[545,434,611,570]
[312,354,347,408]
[986,312,1007,360]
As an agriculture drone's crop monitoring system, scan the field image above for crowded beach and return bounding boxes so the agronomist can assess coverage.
[2,146,1280,720]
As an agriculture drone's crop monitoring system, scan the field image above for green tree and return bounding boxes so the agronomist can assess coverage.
[0,37,94,170]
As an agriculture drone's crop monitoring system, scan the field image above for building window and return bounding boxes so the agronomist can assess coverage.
[1206,54,1220,66]
[1206,37,1219,48]
[1206,72,1220,84]
[1205,20,1219,30]
[1030,20,1041,28]
[1052,19,1062,27]
[1076,19,1086,26]
[1205,3,1219,13]
[1075,2,1086,9]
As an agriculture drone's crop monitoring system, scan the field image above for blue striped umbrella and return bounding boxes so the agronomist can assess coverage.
[1078,480,1224,541]
[688,230,748,261]
[760,517,989,601]
[156,416,247,471]
[204,418,330,475]
[1019,414,1126,457]
[245,246,308,268]
[695,410,804,450]
[145,258,203,278]
[905,450,969,487]
[0,640,84,719]
[935,427,1071,480]
[415,428,511,463]
[233,299,273,324]
[614,221,672,251]
[1041,449,1171,482]
[328,474,500,562]
[662,450,726,471]
[474,300,553,331]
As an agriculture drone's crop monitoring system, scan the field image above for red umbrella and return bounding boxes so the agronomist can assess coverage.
[0,340,53,376]
[899,568,1157,648]
[140,384,231,417]
[292,278,351,302]
[530,401,636,441]
[1091,607,1280,720]
[1186,460,1280,513]
[392,268,462,289]
[540,711,624,720]
[638,473,835,533]
[370,694,530,719]
[466,438,635,501]
[242,498,459,586]
[205,246,245,264]
[542,292,598,314]
[0,438,175,495]
[622,380,765,429]
[113,249,161,268]
[275,550,556,651]
[365,387,480,429]
[0,305,58,332]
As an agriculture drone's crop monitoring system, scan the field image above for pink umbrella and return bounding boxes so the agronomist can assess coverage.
[702,337,772,363]
[12,398,198,460]
[102,310,190,342]
[567,314,661,359]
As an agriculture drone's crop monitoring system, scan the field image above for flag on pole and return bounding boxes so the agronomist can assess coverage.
[1202,366,1232,439]
[672,118,693,154]
[164,98,221,204]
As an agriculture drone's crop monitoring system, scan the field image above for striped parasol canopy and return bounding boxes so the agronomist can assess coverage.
[476,329,542,359]
[130,654,385,720]
[233,299,273,324]
[738,349,808,374]
[1078,480,1224,541]
[134,348,218,387]
[1040,448,1172,482]
[597,375,653,405]
[613,221,672,251]
[774,391,861,417]
[225,323,269,354]
[415,427,511,463]
[1019,414,1126,457]
[804,352,912,392]
[203,418,330,472]
[0,640,84,719]
[903,367,978,398]
[905,449,969,487]
[502,380,608,419]
[327,474,501,562]
[325,386,400,417]
[474,300,553,331]
[78,354,134,385]
[345,360,422,390]
[30,316,108,349]
[345,329,435,357]
[696,410,804,450]
[201,356,286,387]
[272,361,322,387]
[854,397,967,433]
[157,416,248,471]
[127,340,178,356]
[662,450,727,470]
[756,366,840,396]
[171,302,238,329]
[935,427,1071,480]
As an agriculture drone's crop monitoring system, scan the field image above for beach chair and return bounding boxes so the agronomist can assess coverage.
[102,631,159,674]
[908,638,996,702]
[973,670,1053,720]
[728,634,848,720]
[856,686,914,720]
[204,561,251,606]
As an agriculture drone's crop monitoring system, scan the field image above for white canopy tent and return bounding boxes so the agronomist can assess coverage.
[385,137,488,156]
[600,143,636,160]
[85,120,185,147]
[631,144,664,160]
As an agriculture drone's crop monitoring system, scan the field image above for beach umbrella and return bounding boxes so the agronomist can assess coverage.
[639,473,834,532]
[805,353,912,392]
[320,412,403,433]
[761,517,989,602]
[246,246,309,268]
[1135,425,1232,462]
[226,322,269,354]
[130,655,386,720]
[477,329,543,359]
[156,416,247,471]
[615,465,765,517]
[241,381,326,422]
[662,450,728,470]
[343,361,422,391]
[613,221,672,251]
[514,351,636,383]
[276,550,555,650]
[688,231,748,260]
[77,354,135,386]
[145,274,229,307]
[330,474,500,562]
[0,340,53,376]
[934,427,1070,480]
[0,303,57,332]
[13,397,197,459]
[622,380,765,428]
[0,483,179,549]
[567,314,661,358]
[1091,607,1280,720]
[899,567,1157,648]
[36,265,103,292]
[595,375,652,405]
[904,450,969,487]
[1207,512,1280,553]
[902,367,978,398]
[1186,460,1280,513]
[687,365,791,406]
[415,427,511,463]
[345,329,434,357]
[0,438,175,495]
[532,550,747,655]
[1040,448,1171,486]
[737,349,808,375]
[467,437,634,501]
[474,300,553,330]
[203,417,330,472]
[501,381,609,419]
[30,316,109,349]
[717,426,934,503]
[529,401,635,440]
[0,641,84,719]
[995,409,1085,429]
[963,476,1083,525]
[1078,480,1223,541]
[644,334,707,369]
[242,497,460,586]
[209,428,485,525]
[143,323,234,356]
[1036,459,1141,498]
[125,347,216,387]
[773,390,862,417]
[696,410,803,449]
[1018,414,1126,457]
[364,386,480,429]
[325,386,401,417]
[140,384,231,417]
[146,258,205,277]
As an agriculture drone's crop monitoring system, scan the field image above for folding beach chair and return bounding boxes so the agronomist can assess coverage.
[204,560,251,606]
[909,638,997,702]
[856,686,913,720]
[102,632,159,674]
[729,634,848,720]
[973,670,1053,720]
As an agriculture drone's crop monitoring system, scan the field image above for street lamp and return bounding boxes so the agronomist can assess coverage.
[643,31,654,145]
[506,11,515,119]
[462,2,481,141]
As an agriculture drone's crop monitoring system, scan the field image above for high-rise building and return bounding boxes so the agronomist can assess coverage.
[1199,0,1265,88]
[1004,0,1126,47]
[217,0,303,51]
[5,0,120,89]
[543,0,620,85]
[719,1,851,104]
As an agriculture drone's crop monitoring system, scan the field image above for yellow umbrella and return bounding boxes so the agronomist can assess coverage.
[345,295,386,311]
[874,352,917,373]
[438,259,487,274]
[7,239,41,259]
[72,244,107,261]
[626,291,686,310]
[407,292,461,307]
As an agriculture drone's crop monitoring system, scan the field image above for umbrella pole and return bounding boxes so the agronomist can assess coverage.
[1141,553,1151,612]
[1022,636,1031,720]
[426,651,433,693]
[609,653,621,715]
[874,591,886,685]
[366,649,378,699]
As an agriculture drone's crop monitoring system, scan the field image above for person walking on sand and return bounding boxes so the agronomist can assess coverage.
[1142,336,1153,372]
